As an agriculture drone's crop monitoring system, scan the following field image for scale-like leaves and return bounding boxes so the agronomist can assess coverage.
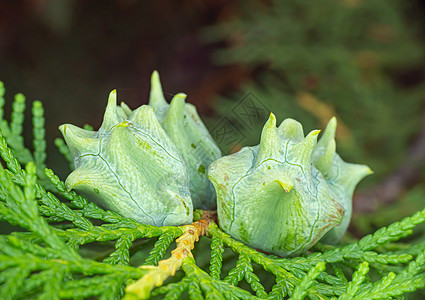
[0,82,424,299]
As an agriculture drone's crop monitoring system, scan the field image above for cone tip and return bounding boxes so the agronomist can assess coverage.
[275,179,293,193]
[311,129,321,136]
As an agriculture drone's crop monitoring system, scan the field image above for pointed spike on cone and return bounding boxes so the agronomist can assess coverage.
[274,179,294,193]
[174,93,187,100]
[59,124,99,155]
[278,118,304,141]
[116,107,127,120]
[305,129,321,146]
[65,164,107,192]
[169,93,187,113]
[340,164,373,195]
[130,104,159,128]
[59,124,96,139]
[107,89,117,107]
[256,113,279,165]
[120,101,132,116]
[116,101,132,119]
[65,168,85,191]
[314,138,336,175]
[149,70,167,108]
[352,164,373,180]
[163,93,187,128]
[296,129,320,166]
[317,117,337,150]
[99,89,121,132]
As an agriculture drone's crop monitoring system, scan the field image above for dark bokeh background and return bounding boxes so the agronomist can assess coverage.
[0,1,244,140]
[0,0,242,174]
[1,0,425,236]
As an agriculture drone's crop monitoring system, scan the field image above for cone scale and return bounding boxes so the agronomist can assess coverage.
[208,114,371,256]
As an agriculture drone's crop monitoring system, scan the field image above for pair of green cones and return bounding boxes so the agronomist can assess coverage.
[60,71,371,257]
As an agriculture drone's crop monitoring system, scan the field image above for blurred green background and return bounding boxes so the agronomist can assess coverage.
[1,0,425,237]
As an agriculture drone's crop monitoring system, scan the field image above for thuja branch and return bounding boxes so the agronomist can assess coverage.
[208,222,298,283]
[124,211,215,299]
[208,222,345,298]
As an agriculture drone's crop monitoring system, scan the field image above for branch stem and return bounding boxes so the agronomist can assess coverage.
[124,211,214,299]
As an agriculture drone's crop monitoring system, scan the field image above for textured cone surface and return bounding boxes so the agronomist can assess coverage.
[313,117,372,243]
[60,93,193,226]
[148,72,221,209]
[209,115,371,256]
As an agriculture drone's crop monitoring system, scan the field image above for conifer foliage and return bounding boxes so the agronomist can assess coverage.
[0,82,424,299]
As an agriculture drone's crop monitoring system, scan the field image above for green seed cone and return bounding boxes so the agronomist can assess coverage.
[208,115,371,256]
[60,90,193,226]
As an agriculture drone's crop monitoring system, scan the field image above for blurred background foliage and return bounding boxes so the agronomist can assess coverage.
[205,0,425,172]
[202,0,425,237]
[0,0,425,246]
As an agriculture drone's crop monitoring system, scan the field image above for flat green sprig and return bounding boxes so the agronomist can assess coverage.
[0,82,424,299]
